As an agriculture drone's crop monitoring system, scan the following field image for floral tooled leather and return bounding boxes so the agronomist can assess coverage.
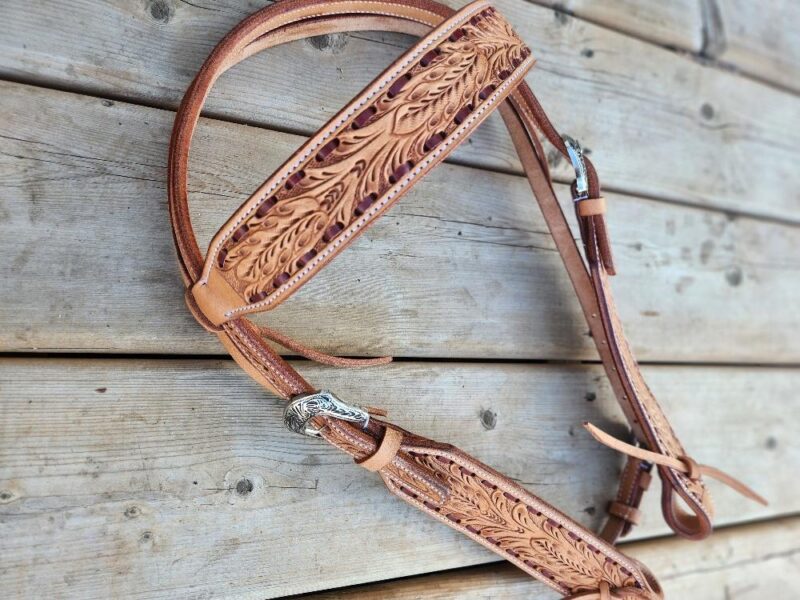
[384,443,661,598]
[208,7,532,313]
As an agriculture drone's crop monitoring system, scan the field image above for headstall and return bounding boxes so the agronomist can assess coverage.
[168,2,766,597]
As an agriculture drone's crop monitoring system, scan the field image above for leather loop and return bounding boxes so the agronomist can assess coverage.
[577,196,606,217]
[584,423,767,506]
[608,501,642,526]
[356,426,403,472]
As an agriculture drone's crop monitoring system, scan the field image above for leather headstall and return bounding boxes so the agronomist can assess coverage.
[168,2,766,597]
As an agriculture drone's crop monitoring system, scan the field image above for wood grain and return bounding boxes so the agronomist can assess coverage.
[0,358,795,598]
[0,1,798,220]
[2,81,799,363]
[525,0,702,52]
[296,516,800,598]
[712,0,800,94]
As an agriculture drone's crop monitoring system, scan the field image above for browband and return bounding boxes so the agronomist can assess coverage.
[168,2,765,597]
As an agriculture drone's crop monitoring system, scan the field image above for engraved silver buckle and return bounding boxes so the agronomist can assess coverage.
[562,134,589,200]
[284,390,370,437]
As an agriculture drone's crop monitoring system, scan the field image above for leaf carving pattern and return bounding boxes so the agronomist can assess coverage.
[400,452,647,595]
[216,9,530,301]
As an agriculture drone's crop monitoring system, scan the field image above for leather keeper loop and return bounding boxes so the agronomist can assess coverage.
[577,196,606,217]
[608,501,643,526]
[356,427,403,472]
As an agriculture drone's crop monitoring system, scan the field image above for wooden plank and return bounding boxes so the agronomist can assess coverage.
[0,358,795,598]
[713,0,800,94]
[525,0,702,52]
[1,1,799,221]
[2,82,800,363]
[297,516,800,598]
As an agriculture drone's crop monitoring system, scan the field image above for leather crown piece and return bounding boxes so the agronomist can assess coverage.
[168,1,766,597]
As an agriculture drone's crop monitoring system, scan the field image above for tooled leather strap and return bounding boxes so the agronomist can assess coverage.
[168,0,760,596]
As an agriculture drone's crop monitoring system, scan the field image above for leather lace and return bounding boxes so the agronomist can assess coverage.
[584,423,767,506]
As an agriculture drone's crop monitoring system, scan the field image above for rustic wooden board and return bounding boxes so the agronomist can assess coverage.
[2,82,799,363]
[525,0,702,52]
[0,358,794,598]
[297,516,800,598]
[713,0,800,94]
[1,1,799,221]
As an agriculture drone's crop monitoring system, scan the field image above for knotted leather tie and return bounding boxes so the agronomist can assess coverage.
[584,423,767,506]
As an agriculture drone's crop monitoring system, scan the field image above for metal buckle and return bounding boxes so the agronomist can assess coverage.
[284,390,370,437]
[562,134,589,200]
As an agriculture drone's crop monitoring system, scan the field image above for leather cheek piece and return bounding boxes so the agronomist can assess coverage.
[355,426,403,471]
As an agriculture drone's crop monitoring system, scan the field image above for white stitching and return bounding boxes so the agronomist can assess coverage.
[226,52,535,317]
[200,2,489,284]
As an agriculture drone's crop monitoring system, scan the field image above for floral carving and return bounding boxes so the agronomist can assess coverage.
[214,9,531,303]
[390,450,652,596]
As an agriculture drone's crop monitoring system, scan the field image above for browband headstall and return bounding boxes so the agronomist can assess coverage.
[168,2,766,598]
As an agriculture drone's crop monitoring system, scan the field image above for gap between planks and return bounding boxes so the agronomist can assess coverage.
[291,516,800,599]
[0,357,796,598]
[2,81,800,363]
[0,1,798,223]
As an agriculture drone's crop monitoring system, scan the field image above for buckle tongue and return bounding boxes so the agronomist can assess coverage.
[562,134,589,200]
[284,390,369,437]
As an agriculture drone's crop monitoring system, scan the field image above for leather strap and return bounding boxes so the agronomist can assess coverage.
[167,1,763,596]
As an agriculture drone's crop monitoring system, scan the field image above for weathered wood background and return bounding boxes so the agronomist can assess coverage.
[0,1,798,598]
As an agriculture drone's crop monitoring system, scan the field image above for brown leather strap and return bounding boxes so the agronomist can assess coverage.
[167,0,761,596]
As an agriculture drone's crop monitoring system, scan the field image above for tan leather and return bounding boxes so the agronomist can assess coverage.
[585,423,767,506]
[257,325,393,368]
[189,2,533,322]
[355,426,403,471]
[600,457,652,542]
[166,0,763,597]
[577,196,607,216]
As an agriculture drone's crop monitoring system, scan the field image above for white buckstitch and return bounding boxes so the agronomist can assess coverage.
[201,2,489,284]
[226,52,535,317]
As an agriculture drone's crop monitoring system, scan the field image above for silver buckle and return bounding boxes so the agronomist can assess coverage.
[284,390,370,437]
[562,134,589,200]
